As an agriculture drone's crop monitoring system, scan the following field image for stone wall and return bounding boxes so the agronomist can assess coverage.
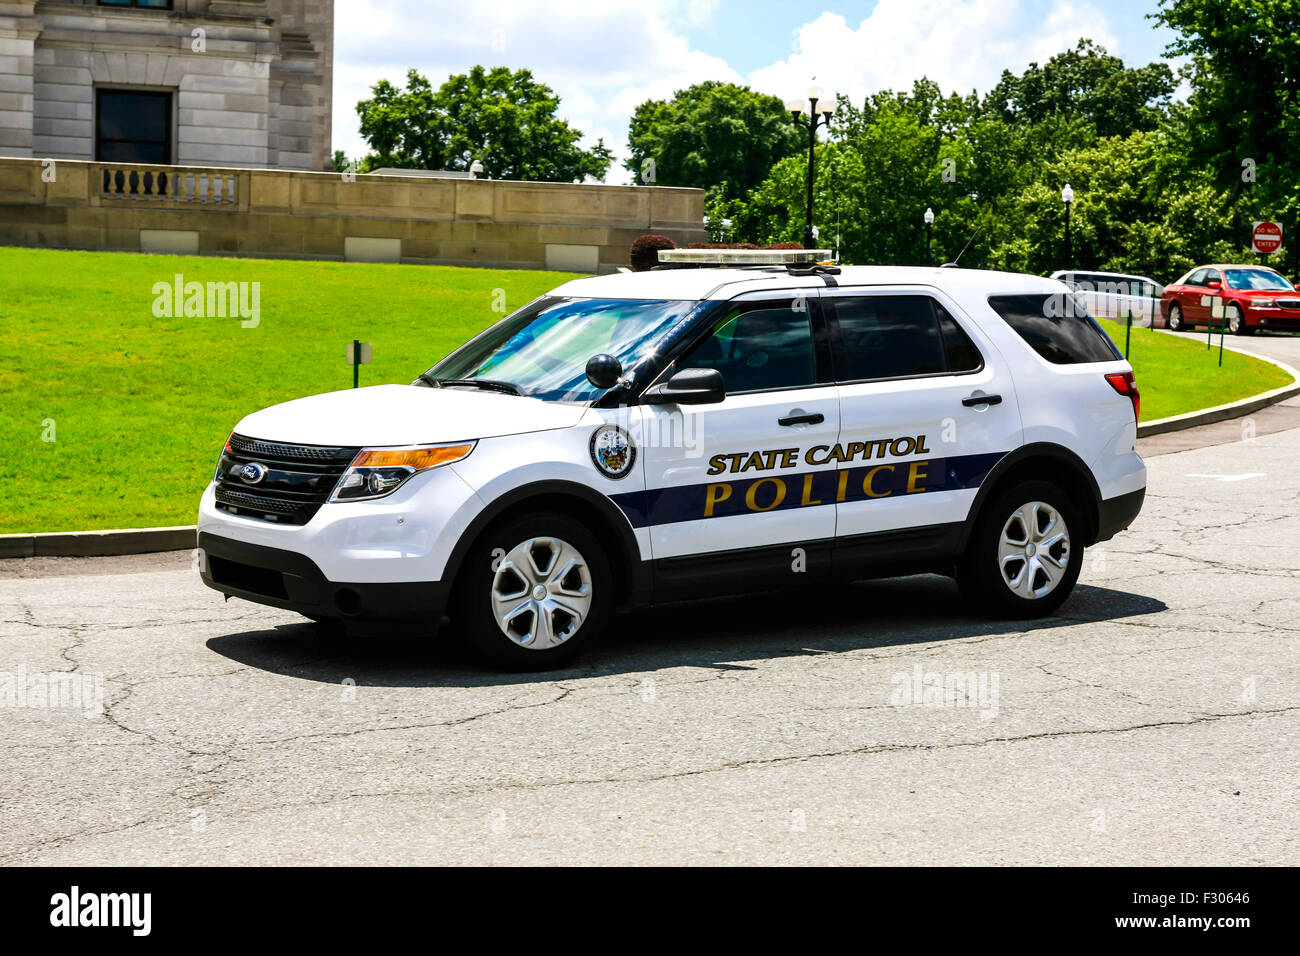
[0,156,707,272]
[0,0,332,171]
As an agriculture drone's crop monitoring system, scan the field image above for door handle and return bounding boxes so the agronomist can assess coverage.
[779,412,824,426]
[962,393,1002,407]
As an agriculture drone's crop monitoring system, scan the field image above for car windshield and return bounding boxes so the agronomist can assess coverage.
[423,296,701,402]
[1222,269,1293,291]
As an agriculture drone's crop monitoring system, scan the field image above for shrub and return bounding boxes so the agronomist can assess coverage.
[629,234,677,271]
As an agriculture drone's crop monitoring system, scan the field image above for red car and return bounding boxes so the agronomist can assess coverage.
[1160,264,1300,334]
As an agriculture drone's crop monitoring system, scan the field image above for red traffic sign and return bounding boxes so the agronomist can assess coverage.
[1252,220,1283,254]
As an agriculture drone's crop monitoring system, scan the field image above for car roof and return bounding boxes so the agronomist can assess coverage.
[1203,264,1282,271]
[551,266,1064,302]
[1051,269,1157,281]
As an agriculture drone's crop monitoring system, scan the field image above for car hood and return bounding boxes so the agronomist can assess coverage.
[1231,288,1298,299]
[233,384,588,447]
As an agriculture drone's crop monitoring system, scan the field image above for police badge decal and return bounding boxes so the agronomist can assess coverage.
[590,425,636,480]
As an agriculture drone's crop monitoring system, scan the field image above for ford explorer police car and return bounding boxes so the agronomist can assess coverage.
[198,252,1146,669]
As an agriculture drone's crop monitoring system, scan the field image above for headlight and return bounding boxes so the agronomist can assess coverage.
[330,441,476,501]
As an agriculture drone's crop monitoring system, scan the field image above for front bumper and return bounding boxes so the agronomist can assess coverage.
[1246,308,1300,329]
[199,531,448,622]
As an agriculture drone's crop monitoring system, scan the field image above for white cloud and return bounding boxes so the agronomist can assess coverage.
[332,0,1118,182]
[746,0,1118,106]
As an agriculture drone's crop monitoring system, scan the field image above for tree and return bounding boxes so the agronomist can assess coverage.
[1156,0,1300,261]
[624,82,804,200]
[983,39,1175,140]
[355,66,613,182]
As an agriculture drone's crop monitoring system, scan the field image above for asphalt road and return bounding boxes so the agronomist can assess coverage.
[2,405,1298,865]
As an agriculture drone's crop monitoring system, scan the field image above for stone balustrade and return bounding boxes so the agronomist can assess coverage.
[100,166,243,206]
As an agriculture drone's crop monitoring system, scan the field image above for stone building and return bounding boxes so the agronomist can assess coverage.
[0,0,333,171]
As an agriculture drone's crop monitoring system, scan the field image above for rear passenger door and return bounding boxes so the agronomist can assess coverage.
[826,288,1023,554]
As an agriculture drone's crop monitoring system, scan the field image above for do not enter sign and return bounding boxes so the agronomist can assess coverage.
[1252,220,1283,254]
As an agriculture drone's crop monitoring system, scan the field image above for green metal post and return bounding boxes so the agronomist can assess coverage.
[353,338,360,389]
[1218,320,1225,367]
[1124,309,1132,360]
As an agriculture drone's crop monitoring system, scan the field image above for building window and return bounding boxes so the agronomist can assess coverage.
[96,89,172,164]
[97,1,175,9]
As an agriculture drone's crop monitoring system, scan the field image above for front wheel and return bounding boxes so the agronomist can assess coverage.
[956,480,1084,619]
[451,511,613,670]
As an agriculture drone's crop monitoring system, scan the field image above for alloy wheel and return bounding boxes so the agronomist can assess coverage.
[996,501,1071,600]
[490,536,593,649]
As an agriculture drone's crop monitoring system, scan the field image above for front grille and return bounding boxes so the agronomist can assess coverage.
[1272,298,1300,310]
[214,433,359,525]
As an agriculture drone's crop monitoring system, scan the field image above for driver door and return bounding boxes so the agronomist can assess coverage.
[638,291,840,594]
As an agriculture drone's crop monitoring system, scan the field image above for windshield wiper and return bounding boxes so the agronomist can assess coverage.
[421,377,521,396]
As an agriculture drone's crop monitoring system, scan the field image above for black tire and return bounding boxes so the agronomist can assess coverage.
[450,510,614,670]
[1167,302,1186,332]
[956,479,1084,619]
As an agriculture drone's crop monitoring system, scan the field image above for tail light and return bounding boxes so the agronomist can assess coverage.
[1105,371,1140,421]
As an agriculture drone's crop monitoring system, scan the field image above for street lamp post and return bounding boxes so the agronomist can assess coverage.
[924,207,934,266]
[1061,183,1074,266]
[786,87,834,249]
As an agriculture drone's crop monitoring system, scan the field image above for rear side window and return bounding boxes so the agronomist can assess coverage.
[987,293,1121,365]
[832,295,945,380]
[832,295,986,380]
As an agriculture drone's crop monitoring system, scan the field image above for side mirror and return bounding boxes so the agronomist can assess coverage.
[643,367,725,406]
[585,353,623,390]
[1206,278,1222,289]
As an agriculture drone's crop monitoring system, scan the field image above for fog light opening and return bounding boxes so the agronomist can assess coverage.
[334,588,363,616]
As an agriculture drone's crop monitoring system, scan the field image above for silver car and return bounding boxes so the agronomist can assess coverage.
[1050,270,1164,326]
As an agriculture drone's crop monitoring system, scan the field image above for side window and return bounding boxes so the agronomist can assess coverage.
[987,293,1122,364]
[935,303,983,373]
[832,295,945,381]
[1185,269,1207,287]
[678,303,815,394]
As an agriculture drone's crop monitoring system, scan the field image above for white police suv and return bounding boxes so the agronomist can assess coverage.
[198,253,1146,669]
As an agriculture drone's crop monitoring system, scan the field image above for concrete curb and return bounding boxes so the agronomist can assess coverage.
[2,343,1296,559]
[0,526,195,559]
[1136,340,1300,437]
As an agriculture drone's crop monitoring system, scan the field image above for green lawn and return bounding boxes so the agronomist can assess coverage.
[1,247,1293,534]
[1096,317,1293,422]
[0,247,577,533]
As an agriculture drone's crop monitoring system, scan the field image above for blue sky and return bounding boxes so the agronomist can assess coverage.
[333,0,1181,181]
[679,1,1176,76]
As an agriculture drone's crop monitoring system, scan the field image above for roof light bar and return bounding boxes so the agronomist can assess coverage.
[657,248,834,266]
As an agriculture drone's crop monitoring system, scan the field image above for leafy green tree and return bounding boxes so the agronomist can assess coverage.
[356,66,612,182]
[624,82,804,200]
[984,39,1175,139]
[1156,0,1300,263]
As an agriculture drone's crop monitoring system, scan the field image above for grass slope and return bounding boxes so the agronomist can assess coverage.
[0,247,575,533]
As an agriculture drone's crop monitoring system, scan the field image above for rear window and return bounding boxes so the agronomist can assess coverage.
[987,294,1121,365]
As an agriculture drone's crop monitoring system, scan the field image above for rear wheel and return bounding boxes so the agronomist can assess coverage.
[451,511,613,670]
[957,480,1083,619]
[1167,302,1187,332]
